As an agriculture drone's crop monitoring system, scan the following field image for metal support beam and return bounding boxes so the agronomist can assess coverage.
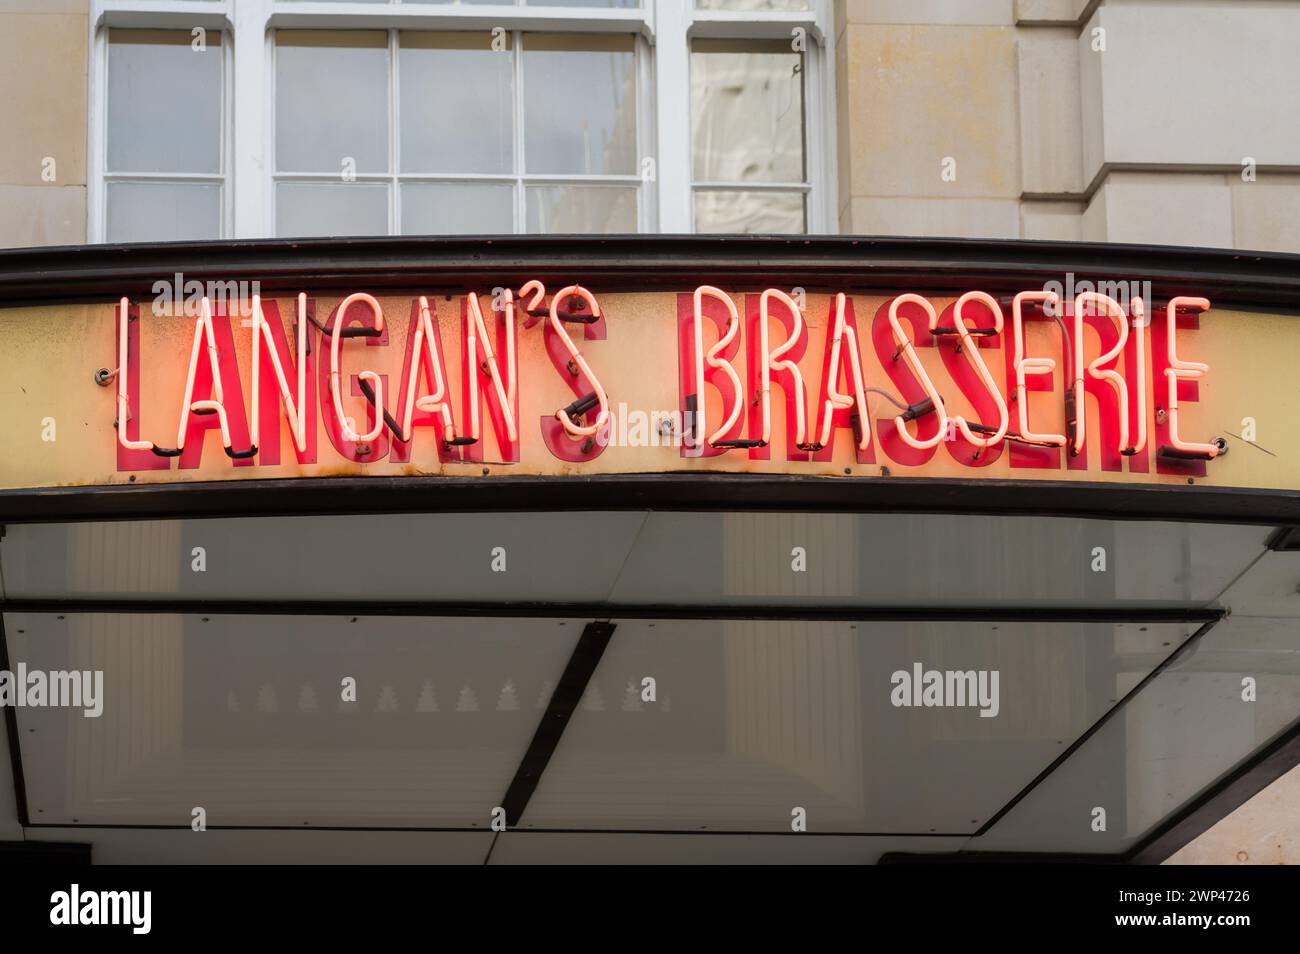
[499,621,615,828]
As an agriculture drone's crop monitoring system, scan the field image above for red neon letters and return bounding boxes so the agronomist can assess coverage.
[113,286,1217,473]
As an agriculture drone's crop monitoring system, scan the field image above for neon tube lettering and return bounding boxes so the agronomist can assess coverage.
[401,295,456,444]
[175,296,243,455]
[465,289,518,446]
[1129,297,1147,456]
[545,284,609,439]
[329,293,386,444]
[816,292,870,452]
[1010,291,1066,448]
[756,288,808,447]
[888,293,947,450]
[947,291,1009,447]
[1073,292,1129,457]
[1165,296,1218,458]
[250,292,309,455]
[115,297,155,454]
[690,285,744,448]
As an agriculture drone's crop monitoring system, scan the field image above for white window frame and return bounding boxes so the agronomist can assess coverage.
[269,27,653,236]
[662,0,835,234]
[89,16,234,244]
[88,0,837,240]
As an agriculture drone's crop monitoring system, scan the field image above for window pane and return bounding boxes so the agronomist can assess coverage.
[523,617,1191,833]
[400,33,513,174]
[528,0,639,6]
[6,612,579,827]
[276,31,389,174]
[0,513,652,602]
[692,39,805,184]
[106,182,221,243]
[107,31,222,175]
[276,181,389,237]
[523,34,637,175]
[526,184,636,233]
[3,513,1262,608]
[694,189,804,233]
[401,182,514,234]
[971,614,1300,853]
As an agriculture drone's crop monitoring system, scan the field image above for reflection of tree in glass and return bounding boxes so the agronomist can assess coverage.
[691,39,806,232]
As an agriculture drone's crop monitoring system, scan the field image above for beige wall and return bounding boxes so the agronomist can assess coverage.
[835,0,1300,252]
[1167,763,1300,865]
[0,0,89,248]
[835,1,1023,237]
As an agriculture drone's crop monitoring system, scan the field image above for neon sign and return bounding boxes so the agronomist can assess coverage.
[109,284,1220,477]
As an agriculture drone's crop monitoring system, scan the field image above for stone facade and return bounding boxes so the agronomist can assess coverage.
[0,0,89,248]
[834,0,1300,251]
